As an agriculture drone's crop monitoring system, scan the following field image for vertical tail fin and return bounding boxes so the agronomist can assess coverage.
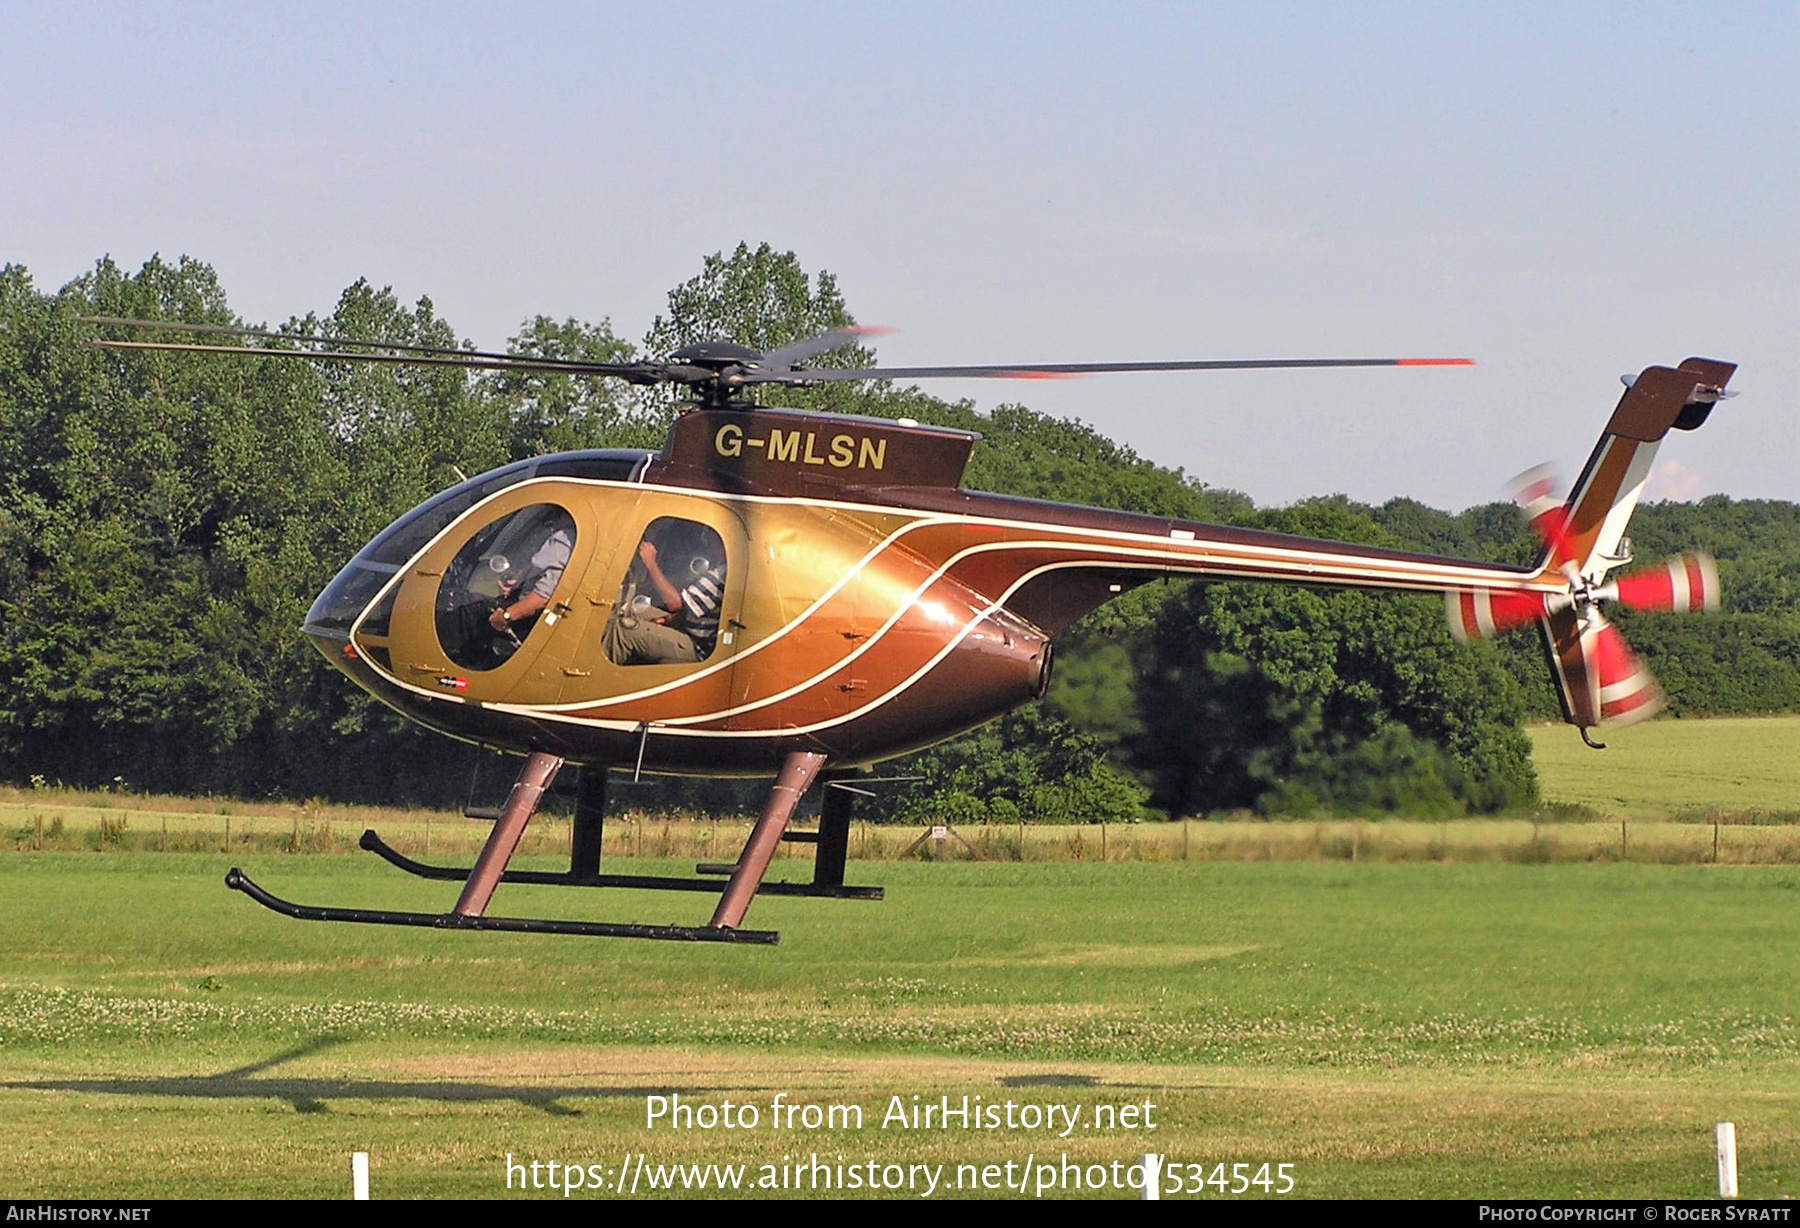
[1553,358,1736,582]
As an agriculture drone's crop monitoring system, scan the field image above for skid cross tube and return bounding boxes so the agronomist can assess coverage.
[357,830,882,899]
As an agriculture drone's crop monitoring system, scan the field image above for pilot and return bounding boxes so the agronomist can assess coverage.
[488,523,574,635]
[603,538,726,665]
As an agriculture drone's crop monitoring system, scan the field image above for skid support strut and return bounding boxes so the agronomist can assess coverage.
[570,766,605,880]
[228,750,866,944]
[710,751,827,930]
[814,776,854,888]
[453,751,562,919]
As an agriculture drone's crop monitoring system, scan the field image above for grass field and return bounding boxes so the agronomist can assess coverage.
[1528,714,1800,817]
[2,850,1797,1199]
[4,716,1798,1200]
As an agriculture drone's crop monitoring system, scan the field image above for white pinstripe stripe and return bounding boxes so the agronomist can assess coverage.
[537,531,1557,723]
[486,548,1560,740]
[348,476,1563,731]
[1586,439,1658,579]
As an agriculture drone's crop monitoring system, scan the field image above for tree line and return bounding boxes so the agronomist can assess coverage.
[2,247,1793,819]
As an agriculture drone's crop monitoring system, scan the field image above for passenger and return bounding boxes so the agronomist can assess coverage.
[603,539,726,665]
[488,523,573,635]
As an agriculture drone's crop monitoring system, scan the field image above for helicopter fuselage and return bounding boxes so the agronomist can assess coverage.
[301,404,1556,776]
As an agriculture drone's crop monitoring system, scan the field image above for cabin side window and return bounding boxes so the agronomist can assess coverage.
[602,518,728,666]
[435,504,576,671]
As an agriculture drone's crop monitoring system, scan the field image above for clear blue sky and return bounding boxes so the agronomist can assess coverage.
[5,1,1794,509]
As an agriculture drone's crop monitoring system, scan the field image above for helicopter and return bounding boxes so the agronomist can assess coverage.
[92,318,1735,944]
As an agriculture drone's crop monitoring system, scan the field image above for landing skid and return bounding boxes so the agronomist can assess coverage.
[225,868,777,943]
[227,750,882,942]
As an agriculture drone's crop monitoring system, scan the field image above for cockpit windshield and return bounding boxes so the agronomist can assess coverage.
[303,449,647,641]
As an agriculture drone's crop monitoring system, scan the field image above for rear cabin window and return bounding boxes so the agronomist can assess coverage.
[601,518,727,667]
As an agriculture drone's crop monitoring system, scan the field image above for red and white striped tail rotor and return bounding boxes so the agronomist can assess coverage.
[1582,614,1666,727]
[1509,463,1575,564]
[1445,588,1546,643]
[1596,552,1720,615]
[1464,360,1738,741]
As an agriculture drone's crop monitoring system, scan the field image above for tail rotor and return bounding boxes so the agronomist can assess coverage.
[1594,552,1719,616]
[1442,357,1736,746]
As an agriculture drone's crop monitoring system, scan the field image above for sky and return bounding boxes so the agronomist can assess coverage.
[5,0,1794,510]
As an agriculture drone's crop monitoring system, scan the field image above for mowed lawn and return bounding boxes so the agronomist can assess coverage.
[1,850,1796,1199]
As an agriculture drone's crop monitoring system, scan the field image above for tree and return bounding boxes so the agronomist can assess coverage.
[885,705,1149,825]
[12,246,1792,815]
[0,257,347,788]
[497,315,662,456]
[1133,500,1538,816]
[0,259,510,798]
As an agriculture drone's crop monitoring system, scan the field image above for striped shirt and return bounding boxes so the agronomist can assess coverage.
[680,563,727,655]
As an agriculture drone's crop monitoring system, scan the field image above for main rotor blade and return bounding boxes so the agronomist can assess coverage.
[90,315,1475,398]
[86,315,534,365]
[758,325,893,370]
[91,339,662,381]
[743,356,1475,383]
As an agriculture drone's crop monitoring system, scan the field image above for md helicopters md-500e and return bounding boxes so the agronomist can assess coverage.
[93,318,1737,944]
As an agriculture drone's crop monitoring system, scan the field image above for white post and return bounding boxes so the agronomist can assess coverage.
[352,1151,370,1200]
[1138,1152,1163,1200]
[1716,1122,1738,1199]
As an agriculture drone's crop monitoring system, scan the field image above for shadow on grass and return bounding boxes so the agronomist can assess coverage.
[4,1035,768,1117]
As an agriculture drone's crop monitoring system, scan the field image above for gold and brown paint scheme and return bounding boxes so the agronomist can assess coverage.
[303,358,1733,773]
